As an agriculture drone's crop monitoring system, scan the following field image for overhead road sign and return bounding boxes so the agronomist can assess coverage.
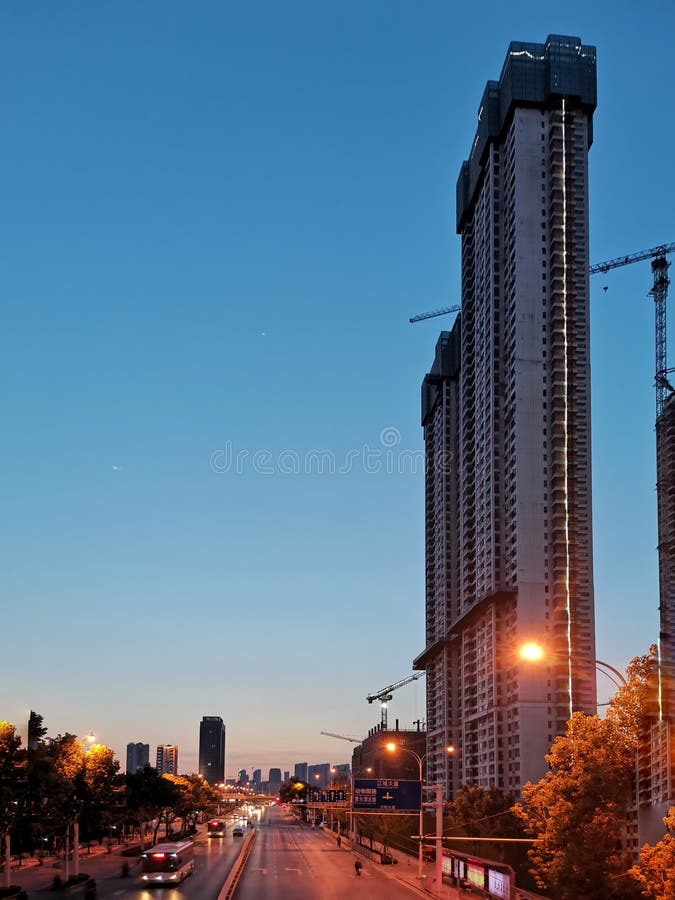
[352,778,421,813]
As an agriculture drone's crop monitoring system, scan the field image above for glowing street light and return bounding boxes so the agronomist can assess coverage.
[518,642,627,689]
[518,640,628,719]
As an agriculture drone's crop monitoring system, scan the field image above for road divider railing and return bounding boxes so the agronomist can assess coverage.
[217,829,257,900]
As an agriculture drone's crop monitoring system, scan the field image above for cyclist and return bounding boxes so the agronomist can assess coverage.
[354,859,363,876]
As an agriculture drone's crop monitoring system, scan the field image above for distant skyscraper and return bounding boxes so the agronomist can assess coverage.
[27,711,45,751]
[283,770,289,783]
[156,744,178,775]
[252,768,262,790]
[294,762,308,782]
[268,768,282,795]
[415,34,597,798]
[332,763,351,783]
[308,763,330,789]
[198,716,225,785]
[237,769,249,785]
[126,742,150,774]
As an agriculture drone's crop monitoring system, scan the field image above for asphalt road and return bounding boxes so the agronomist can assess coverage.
[233,808,422,900]
[21,825,246,899]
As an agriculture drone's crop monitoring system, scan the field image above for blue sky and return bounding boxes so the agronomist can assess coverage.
[2,0,674,777]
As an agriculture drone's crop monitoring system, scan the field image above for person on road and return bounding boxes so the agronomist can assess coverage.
[336,835,342,848]
[354,859,362,876]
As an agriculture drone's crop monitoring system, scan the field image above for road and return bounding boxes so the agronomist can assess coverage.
[233,808,422,899]
[22,825,246,899]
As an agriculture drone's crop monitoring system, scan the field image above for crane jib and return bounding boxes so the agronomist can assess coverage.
[409,242,674,323]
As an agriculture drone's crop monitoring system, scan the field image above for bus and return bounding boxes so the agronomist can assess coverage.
[207,819,227,837]
[140,841,195,885]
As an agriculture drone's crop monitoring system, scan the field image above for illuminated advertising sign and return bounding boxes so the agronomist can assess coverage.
[488,868,511,898]
[466,860,484,889]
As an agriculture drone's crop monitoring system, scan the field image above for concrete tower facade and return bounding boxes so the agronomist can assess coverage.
[415,35,598,798]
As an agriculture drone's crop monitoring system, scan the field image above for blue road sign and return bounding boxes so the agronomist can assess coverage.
[352,778,421,812]
[310,789,347,803]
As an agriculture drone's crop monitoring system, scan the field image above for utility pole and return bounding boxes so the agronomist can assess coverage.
[423,785,445,898]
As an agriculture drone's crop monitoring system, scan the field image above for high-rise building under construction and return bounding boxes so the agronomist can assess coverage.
[415,35,598,797]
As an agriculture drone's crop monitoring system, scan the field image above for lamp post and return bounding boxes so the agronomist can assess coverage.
[72,732,97,878]
[386,742,454,887]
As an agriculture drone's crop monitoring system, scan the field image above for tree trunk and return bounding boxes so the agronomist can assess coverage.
[3,832,11,891]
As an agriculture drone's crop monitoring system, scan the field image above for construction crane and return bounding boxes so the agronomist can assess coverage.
[366,672,424,730]
[589,243,674,415]
[409,303,461,324]
[409,242,675,414]
[320,731,362,743]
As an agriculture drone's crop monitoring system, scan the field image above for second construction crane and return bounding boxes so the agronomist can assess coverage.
[410,242,674,415]
[366,672,424,730]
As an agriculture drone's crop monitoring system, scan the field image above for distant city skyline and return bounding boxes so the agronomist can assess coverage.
[3,2,674,766]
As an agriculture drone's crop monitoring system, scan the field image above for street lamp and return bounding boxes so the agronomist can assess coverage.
[386,742,454,885]
[71,731,101,879]
[519,642,627,689]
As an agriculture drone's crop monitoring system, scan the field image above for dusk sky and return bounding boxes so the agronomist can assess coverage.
[3,0,674,778]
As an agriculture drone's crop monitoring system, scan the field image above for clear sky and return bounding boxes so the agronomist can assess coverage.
[2,0,674,778]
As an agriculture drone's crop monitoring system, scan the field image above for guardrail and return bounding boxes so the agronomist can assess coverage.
[216,830,258,900]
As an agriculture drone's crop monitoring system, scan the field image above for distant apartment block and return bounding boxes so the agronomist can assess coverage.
[332,763,351,783]
[126,742,150,774]
[156,744,178,775]
[308,763,330,788]
[294,762,308,782]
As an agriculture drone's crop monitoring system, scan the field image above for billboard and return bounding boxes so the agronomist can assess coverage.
[352,778,421,812]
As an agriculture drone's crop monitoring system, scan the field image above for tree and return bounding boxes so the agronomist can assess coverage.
[445,784,528,876]
[606,646,658,744]
[279,779,308,821]
[0,722,25,889]
[514,649,660,899]
[125,766,179,849]
[80,744,121,842]
[446,784,523,840]
[163,775,218,834]
[515,713,639,899]
[627,808,675,899]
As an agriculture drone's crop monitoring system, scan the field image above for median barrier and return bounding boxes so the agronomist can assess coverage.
[216,829,257,900]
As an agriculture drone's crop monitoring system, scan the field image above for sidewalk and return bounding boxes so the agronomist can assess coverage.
[321,829,460,899]
[3,843,136,896]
